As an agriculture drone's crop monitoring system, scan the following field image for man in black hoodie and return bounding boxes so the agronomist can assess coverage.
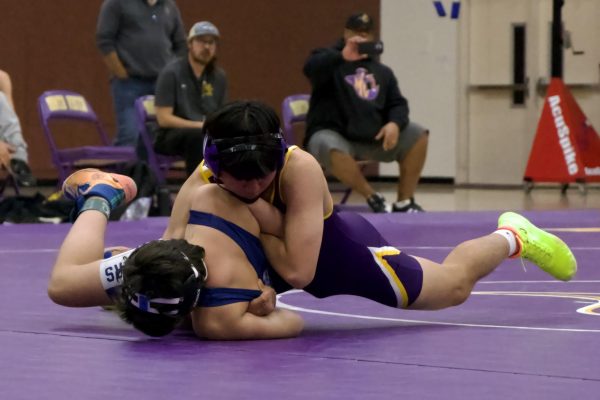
[304,13,428,213]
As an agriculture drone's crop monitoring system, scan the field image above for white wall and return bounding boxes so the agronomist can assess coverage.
[380,0,458,178]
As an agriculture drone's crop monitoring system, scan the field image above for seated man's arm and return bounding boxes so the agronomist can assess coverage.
[192,302,304,340]
[384,73,409,131]
[303,47,344,85]
[0,141,14,170]
[155,106,204,130]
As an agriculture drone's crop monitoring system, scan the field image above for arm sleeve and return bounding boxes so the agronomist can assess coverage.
[384,73,410,131]
[302,47,345,87]
[170,7,188,57]
[219,71,228,107]
[95,0,120,55]
[154,69,176,107]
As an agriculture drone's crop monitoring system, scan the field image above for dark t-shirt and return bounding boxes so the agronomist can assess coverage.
[154,57,227,121]
[95,0,186,79]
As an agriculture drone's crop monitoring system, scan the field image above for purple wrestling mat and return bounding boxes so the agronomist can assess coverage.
[1,210,599,399]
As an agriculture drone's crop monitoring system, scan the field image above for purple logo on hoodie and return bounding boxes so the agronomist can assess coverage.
[345,67,379,100]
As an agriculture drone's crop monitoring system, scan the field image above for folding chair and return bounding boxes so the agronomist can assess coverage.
[0,171,19,199]
[38,90,138,186]
[134,95,184,184]
[281,94,376,204]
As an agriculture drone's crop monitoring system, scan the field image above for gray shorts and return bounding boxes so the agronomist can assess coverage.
[307,122,428,170]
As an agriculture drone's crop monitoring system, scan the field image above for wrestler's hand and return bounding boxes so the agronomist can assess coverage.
[0,141,15,170]
[374,122,400,151]
[247,279,276,316]
[103,246,132,257]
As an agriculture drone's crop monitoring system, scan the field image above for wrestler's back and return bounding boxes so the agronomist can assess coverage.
[186,184,262,290]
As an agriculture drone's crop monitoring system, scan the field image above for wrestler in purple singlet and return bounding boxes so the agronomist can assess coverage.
[258,147,423,308]
[201,146,424,309]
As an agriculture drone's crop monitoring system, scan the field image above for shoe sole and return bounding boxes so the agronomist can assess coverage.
[63,168,138,204]
[108,173,137,204]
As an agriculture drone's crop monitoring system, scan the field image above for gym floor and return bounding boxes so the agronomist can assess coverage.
[1,182,599,399]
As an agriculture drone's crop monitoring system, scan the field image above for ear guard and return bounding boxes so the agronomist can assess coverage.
[203,131,287,176]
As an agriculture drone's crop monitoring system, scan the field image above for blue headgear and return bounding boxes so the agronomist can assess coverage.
[202,131,287,177]
[127,250,207,317]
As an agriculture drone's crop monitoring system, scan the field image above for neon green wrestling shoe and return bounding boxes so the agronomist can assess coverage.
[498,212,577,281]
[62,168,137,210]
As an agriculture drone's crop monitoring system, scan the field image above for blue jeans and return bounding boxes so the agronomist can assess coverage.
[110,77,156,147]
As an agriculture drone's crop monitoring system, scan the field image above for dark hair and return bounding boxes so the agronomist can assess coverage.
[203,100,285,179]
[203,100,281,140]
[116,239,207,337]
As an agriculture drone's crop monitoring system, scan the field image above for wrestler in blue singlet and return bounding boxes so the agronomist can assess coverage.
[188,210,269,307]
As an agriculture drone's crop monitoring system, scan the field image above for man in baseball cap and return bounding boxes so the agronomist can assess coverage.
[154,21,228,176]
[188,21,220,40]
[303,12,430,213]
[344,12,374,33]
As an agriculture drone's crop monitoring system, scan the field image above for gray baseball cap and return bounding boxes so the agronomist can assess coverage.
[188,21,220,40]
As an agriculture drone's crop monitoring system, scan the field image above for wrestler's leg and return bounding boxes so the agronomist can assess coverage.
[48,169,137,307]
[409,234,508,310]
[410,212,577,310]
[48,208,114,307]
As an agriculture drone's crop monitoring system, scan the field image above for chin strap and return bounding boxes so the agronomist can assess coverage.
[215,182,262,204]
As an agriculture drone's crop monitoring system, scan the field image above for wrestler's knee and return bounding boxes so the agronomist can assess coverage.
[444,271,472,307]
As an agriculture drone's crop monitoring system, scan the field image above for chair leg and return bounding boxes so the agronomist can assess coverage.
[11,174,20,196]
[0,176,7,199]
[339,188,352,204]
[0,173,20,199]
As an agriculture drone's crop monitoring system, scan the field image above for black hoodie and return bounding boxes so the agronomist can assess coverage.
[303,39,409,145]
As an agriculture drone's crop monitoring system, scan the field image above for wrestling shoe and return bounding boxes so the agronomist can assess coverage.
[62,168,137,211]
[497,212,577,281]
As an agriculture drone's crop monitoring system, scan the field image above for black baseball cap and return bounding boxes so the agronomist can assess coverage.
[345,13,374,32]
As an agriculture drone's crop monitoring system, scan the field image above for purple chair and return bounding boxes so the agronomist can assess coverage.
[38,90,138,186]
[134,95,184,184]
[282,94,377,204]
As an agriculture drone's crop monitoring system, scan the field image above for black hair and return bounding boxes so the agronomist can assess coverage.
[116,239,207,337]
[203,100,283,179]
[203,100,281,140]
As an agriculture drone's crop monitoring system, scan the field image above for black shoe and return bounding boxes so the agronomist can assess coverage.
[392,198,424,213]
[367,192,388,213]
[10,159,37,187]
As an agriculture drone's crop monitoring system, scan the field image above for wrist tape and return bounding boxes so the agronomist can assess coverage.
[79,197,111,219]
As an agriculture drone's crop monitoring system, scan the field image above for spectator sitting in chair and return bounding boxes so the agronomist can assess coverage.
[0,71,36,187]
[154,21,228,177]
[303,13,428,213]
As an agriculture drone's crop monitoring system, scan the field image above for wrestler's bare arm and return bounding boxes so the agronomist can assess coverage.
[251,150,330,288]
[162,165,207,240]
[192,302,304,340]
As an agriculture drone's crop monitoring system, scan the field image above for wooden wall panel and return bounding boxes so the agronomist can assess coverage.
[0,0,378,178]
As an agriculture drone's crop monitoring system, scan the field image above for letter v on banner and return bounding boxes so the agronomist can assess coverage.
[524,78,600,184]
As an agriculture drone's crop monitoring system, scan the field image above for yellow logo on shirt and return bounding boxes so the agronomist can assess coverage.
[202,81,214,97]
